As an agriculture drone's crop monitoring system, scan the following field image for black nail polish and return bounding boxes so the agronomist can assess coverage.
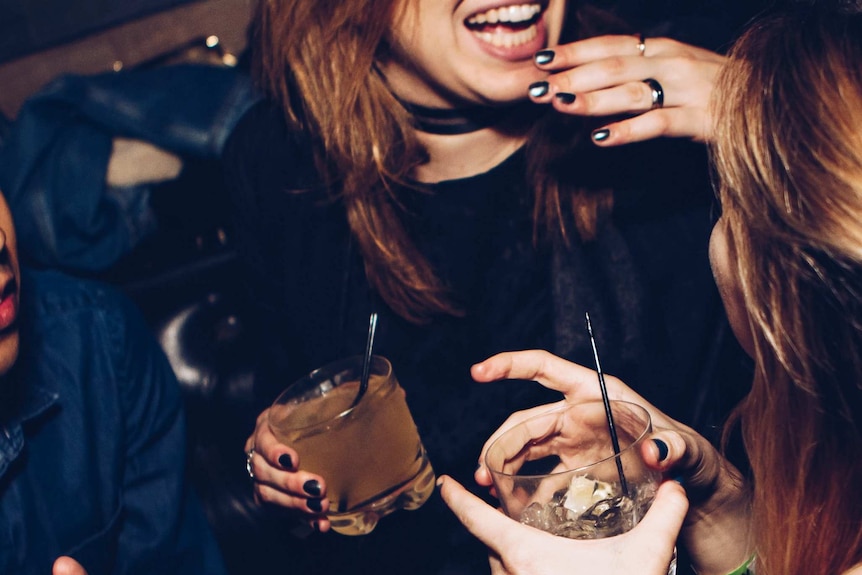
[592,128,611,142]
[307,497,323,512]
[555,92,576,105]
[534,49,555,65]
[528,81,549,98]
[278,453,294,469]
[303,479,322,497]
[653,438,669,461]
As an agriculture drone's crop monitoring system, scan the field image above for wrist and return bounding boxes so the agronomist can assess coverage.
[682,468,753,575]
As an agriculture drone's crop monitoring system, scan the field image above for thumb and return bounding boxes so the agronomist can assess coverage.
[632,480,688,561]
[437,475,525,555]
[53,557,88,575]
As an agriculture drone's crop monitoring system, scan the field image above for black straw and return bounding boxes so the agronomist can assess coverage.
[585,312,629,497]
[351,312,379,408]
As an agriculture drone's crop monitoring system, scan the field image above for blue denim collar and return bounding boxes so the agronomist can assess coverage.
[0,379,59,477]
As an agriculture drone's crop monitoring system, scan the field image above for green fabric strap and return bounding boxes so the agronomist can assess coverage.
[725,555,756,575]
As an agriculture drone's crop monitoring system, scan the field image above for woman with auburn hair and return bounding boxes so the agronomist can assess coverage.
[440,4,862,575]
[227,0,751,573]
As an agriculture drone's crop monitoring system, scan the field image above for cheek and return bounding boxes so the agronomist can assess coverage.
[709,225,755,357]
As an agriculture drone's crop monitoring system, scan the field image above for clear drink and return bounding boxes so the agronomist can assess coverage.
[486,400,676,574]
[268,356,435,535]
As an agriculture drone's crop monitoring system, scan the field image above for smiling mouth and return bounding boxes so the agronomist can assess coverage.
[465,3,543,48]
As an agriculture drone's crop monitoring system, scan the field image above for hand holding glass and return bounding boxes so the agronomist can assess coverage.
[267,355,435,535]
[486,400,671,546]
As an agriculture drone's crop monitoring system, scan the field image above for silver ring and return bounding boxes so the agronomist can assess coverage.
[637,33,646,57]
[246,448,256,480]
[643,78,664,109]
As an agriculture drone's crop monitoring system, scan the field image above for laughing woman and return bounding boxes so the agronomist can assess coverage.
[441,4,862,575]
[224,0,749,573]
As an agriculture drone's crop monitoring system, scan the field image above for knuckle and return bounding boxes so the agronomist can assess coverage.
[608,121,633,144]
[550,73,575,93]
[256,484,277,503]
[256,408,269,425]
[603,55,628,79]
[650,111,672,135]
[625,82,651,107]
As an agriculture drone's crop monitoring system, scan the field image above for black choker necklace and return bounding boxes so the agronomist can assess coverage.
[398,99,513,135]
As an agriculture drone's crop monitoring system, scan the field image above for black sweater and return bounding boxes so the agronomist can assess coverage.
[222,100,750,575]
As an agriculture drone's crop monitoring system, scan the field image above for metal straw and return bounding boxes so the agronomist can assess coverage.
[585,312,629,497]
[351,312,379,408]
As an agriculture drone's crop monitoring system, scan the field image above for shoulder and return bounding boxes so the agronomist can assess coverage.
[223,98,291,157]
[220,98,325,217]
[22,268,136,320]
[18,268,180,414]
[222,99,316,180]
[20,268,156,361]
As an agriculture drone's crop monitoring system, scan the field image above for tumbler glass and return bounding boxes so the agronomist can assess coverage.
[268,355,435,535]
[485,400,676,573]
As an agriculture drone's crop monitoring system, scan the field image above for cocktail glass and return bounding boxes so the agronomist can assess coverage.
[485,400,676,573]
[268,355,435,535]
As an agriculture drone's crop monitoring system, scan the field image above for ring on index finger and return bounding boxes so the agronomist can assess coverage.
[637,33,646,57]
[643,78,664,109]
[246,448,256,480]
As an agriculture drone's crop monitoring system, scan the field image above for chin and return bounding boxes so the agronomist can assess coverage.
[472,70,543,105]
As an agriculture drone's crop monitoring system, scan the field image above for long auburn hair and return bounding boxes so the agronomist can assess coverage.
[252,0,623,323]
[711,6,862,574]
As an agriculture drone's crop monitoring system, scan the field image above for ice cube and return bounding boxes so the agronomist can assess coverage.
[562,475,615,515]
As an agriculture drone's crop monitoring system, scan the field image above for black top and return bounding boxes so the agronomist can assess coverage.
[222,100,751,575]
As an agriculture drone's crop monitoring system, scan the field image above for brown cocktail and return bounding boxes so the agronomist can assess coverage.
[268,355,435,535]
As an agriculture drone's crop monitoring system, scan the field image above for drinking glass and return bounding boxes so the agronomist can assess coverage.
[485,400,676,573]
[268,355,435,535]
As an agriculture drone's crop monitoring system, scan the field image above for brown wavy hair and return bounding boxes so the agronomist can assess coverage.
[711,5,862,574]
[252,0,624,323]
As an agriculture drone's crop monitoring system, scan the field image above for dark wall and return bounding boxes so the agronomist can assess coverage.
[0,0,197,63]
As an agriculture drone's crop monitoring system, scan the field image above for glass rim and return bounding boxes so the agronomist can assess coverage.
[267,354,394,432]
[484,399,652,479]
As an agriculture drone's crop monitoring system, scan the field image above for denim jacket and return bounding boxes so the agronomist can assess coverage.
[0,64,259,273]
[0,269,227,575]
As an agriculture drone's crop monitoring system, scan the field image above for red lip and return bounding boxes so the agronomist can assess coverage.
[0,274,19,332]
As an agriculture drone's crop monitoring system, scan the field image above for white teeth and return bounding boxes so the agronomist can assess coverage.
[475,23,538,48]
[466,3,542,26]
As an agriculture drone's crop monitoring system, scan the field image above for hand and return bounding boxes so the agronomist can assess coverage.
[530,34,725,144]
[469,350,753,574]
[245,408,331,532]
[439,474,686,575]
[52,557,88,575]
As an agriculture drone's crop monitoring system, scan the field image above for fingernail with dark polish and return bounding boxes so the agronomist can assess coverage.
[303,479,322,497]
[592,128,611,142]
[528,81,549,98]
[278,453,293,469]
[555,92,576,105]
[534,49,555,65]
[653,438,669,461]
[306,497,323,512]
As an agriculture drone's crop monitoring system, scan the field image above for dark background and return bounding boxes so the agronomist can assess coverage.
[0,0,193,63]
